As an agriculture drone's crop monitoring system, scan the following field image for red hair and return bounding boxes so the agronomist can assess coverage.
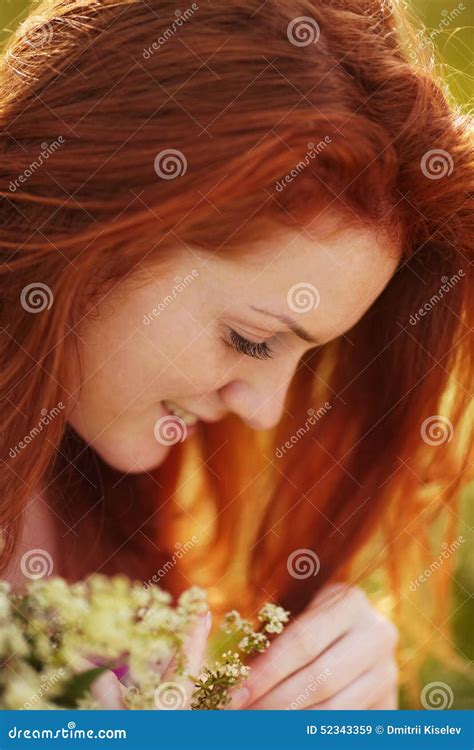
[0,0,472,702]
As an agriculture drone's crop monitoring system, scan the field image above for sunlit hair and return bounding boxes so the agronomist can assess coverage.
[0,0,472,705]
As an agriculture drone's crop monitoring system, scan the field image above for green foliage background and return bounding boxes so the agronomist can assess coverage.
[0,0,472,710]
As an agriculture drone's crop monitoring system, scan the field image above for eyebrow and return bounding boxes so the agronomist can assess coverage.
[249,305,321,345]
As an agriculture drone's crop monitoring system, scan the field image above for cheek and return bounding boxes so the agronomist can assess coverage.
[67,312,227,472]
[68,346,183,473]
[142,314,228,397]
[72,324,154,415]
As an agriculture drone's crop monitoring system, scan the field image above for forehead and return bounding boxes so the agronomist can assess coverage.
[204,215,402,338]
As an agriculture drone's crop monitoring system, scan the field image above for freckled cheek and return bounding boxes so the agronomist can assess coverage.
[170,357,226,396]
[81,324,228,410]
[73,348,154,423]
[168,340,231,396]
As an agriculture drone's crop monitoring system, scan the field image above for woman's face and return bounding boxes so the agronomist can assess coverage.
[68,216,401,473]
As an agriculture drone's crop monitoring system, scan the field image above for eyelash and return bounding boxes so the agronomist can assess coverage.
[225,328,274,360]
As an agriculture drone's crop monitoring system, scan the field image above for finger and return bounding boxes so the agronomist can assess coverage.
[155,609,212,709]
[307,583,353,610]
[309,661,398,710]
[160,609,211,682]
[226,686,251,710]
[242,586,365,707]
[249,616,397,710]
[72,656,126,709]
[90,669,126,709]
[368,686,399,709]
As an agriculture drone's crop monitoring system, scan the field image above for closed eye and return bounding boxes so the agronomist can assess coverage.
[223,328,274,360]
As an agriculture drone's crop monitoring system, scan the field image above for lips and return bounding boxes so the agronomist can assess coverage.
[161,400,225,425]
[161,399,199,426]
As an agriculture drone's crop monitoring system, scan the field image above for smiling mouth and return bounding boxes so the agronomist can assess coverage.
[161,399,199,427]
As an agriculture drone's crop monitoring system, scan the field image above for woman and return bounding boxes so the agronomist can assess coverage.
[0,0,472,710]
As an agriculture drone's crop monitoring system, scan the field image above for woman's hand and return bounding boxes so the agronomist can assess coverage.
[228,584,399,710]
[79,609,212,709]
[153,609,212,710]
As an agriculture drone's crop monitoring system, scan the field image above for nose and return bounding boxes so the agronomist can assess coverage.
[218,354,300,431]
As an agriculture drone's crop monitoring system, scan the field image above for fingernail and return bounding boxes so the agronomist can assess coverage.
[227,686,250,709]
[205,610,212,632]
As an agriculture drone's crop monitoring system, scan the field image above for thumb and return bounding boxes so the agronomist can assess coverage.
[90,669,126,709]
[73,655,126,709]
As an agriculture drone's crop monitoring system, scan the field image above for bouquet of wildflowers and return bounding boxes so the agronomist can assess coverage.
[0,574,289,709]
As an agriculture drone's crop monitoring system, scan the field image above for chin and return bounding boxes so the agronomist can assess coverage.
[90,438,171,474]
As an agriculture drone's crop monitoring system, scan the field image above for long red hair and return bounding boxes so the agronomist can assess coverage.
[0,0,472,702]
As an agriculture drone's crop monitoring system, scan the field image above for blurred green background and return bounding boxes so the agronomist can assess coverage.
[0,0,472,710]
